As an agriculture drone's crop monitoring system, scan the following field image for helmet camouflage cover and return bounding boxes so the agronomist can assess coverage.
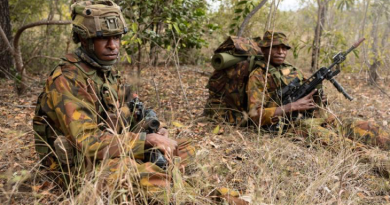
[71,0,128,43]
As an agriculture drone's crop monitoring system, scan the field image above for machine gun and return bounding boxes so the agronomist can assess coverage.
[127,97,167,169]
[278,38,365,105]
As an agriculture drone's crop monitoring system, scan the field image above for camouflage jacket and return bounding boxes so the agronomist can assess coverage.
[246,60,304,127]
[33,50,145,161]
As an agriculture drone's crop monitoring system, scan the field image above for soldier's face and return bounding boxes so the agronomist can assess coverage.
[262,45,288,66]
[93,35,121,61]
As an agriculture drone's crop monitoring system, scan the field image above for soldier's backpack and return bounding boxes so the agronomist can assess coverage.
[204,36,263,125]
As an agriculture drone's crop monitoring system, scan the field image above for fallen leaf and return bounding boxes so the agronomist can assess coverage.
[212,125,220,134]
[218,187,239,197]
[172,121,184,128]
[357,192,365,199]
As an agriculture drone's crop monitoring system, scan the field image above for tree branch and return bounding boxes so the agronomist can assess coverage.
[0,26,15,55]
[24,55,62,68]
[11,20,71,94]
[13,20,72,69]
[12,20,70,72]
[237,0,268,37]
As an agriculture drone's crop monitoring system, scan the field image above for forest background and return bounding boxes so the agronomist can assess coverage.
[1,0,390,204]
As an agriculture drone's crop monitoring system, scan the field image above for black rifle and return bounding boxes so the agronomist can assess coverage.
[128,97,167,169]
[278,38,365,105]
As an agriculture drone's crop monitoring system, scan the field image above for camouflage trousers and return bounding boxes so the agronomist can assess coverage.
[95,138,196,204]
[286,117,390,151]
[96,139,249,205]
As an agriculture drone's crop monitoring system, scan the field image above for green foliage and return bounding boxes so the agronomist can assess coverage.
[9,0,48,23]
[120,0,217,61]
[336,0,355,11]
[228,0,256,35]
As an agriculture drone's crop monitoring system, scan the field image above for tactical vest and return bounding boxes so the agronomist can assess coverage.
[33,54,122,166]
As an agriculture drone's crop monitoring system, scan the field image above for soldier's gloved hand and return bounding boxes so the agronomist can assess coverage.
[145,133,178,161]
[290,89,317,112]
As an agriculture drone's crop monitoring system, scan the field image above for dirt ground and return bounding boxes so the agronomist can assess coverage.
[0,64,390,204]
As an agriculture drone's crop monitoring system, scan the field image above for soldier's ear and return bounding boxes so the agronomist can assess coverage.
[261,47,270,55]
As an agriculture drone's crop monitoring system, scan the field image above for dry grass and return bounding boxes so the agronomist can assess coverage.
[0,64,390,204]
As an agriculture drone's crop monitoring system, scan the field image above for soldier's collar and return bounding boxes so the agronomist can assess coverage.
[75,47,114,73]
[269,62,292,69]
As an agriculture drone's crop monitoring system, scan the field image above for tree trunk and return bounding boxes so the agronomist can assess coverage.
[149,38,157,66]
[311,0,328,72]
[369,0,382,85]
[149,22,161,67]
[149,2,164,67]
[237,0,268,37]
[0,0,13,79]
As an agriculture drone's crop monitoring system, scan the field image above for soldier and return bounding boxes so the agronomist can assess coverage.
[32,0,195,203]
[33,1,248,204]
[247,30,390,150]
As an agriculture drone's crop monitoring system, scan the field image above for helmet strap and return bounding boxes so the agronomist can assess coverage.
[88,39,94,51]
[80,44,117,68]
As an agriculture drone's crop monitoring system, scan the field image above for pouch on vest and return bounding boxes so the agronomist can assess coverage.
[33,115,50,159]
[33,92,52,160]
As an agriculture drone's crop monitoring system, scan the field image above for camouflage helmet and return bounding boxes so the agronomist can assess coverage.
[259,31,291,49]
[71,0,128,43]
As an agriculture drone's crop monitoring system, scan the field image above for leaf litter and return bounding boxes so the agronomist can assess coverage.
[0,65,390,204]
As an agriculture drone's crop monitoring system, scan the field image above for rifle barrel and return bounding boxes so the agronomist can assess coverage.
[345,38,366,55]
[353,38,366,48]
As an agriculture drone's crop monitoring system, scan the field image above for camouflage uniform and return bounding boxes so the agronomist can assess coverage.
[32,1,195,202]
[33,2,247,204]
[247,31,390,150]
[33,47,195,197]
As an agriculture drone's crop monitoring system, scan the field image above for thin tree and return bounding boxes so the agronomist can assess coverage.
[311,0,329,72]
[368,0,389,84]
[0,0,13,78]
[237,0,269,38]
